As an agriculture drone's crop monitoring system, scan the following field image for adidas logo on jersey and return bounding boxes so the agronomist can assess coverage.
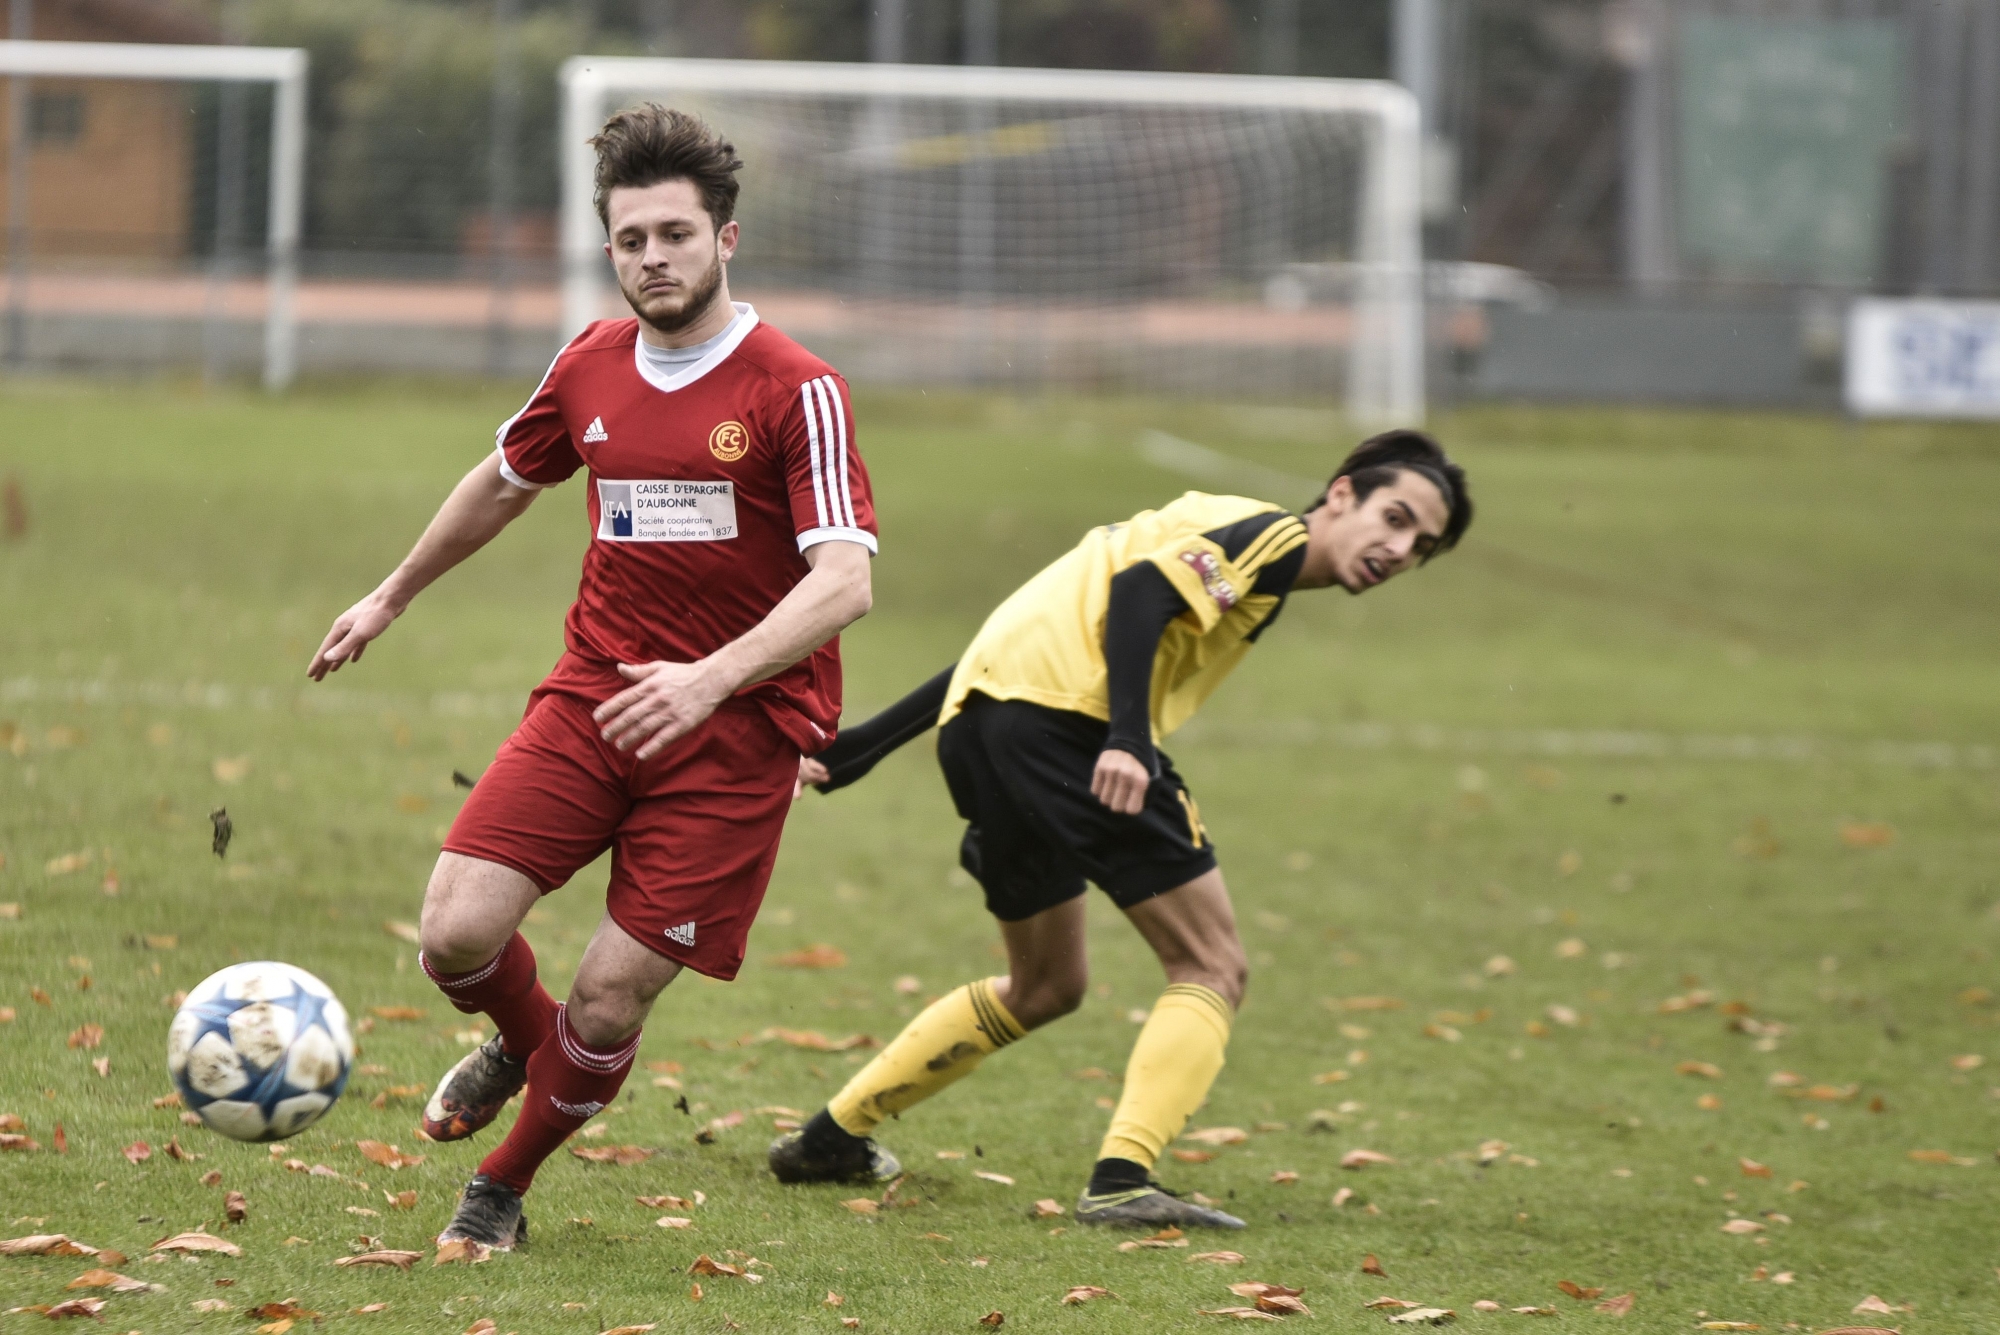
[663,921,697,947]
[582,416,608,443]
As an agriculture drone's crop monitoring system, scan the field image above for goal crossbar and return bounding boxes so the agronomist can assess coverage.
[0,39,309,390]
[558,57,1424,421]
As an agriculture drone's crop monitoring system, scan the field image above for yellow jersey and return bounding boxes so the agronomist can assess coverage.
[941,492,1309,742]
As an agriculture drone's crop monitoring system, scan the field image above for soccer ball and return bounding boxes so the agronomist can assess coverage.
[167,961,354,1142]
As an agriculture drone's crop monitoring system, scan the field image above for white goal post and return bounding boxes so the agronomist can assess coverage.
[0,39,307,390]
[558,58,1424,423]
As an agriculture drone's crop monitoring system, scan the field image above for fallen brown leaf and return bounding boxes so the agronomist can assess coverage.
[1189,1252,1247,1265]
[1172,1149,1216,1164]
[165,1137,201,1162]
[152,1231,241,1257]
[1195,1309,1282,1322]
[223,1192,247,1223]
[350,1305,389,1315]
[1556,1281,1603,1300]
[655,1217,693,1230]
[978,1314,1004,1328]
[1719,1220,1764,1235]
[840,1320,859,1331]
[1676,1060,1723,1079]
[384,1191,416,1211]
[192,1299,234,1313]
[1269,1171,1299,1185]
[1061,1286,1115,1305]
[36,1299,107,1320]
[1513,1307,1559,1317]
[759,1027,876,1051]
[1031,1199,1064,1218]
[841,1199,879,1215]
[1183,1127,1250,1146]
[688,1255,746,1278]
[245,1301,320,1321]
[354,1140,423,1170]
[1738,1158,1772,1179]
[66,1025,104,1051]
[823,1293,844,1308]
[0,1237,98,1258]
[1361,1254,1386,1276]
[570,1145,654,1165]
[1595,1293,1635,1316]
[973,1171,1014,1185]
[1852,1296,1907,1316]
[1341,1149,1395,1169]
[431,1239,491,1265]
[461,1320,495,1335]
[1840,821,1895,849]
[62,1270,153,1294]
[333,1251,422,1270]
[0,1135,41,1152]
[1117,1227,1189,1251]
[1363,1297,1424,1310]
[598,1326,656,1335]
[770,944,847,969]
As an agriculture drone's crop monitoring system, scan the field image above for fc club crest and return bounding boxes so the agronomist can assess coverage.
[1178,548,1239,611]
[709,420,749,462]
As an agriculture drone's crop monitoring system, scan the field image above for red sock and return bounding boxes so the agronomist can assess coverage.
[478,1005,639,1194]
[421,932,558,1059]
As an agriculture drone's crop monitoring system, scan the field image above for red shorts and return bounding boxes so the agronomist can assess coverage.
[444,689,799,980]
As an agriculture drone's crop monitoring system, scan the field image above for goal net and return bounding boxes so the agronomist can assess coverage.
[0,39,306,389]
[559,59,1423,422]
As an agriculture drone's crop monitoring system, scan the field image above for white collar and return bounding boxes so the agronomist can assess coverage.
[631,302,759,392]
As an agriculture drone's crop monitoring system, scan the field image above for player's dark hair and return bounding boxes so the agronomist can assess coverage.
[590,104,744,231]
[1305,429,1472,560]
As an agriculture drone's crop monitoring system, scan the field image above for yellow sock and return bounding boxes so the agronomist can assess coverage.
[1097,983,1233,1168]
[828,978,1025,1136]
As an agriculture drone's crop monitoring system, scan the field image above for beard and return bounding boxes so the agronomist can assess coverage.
[621,247,725,335]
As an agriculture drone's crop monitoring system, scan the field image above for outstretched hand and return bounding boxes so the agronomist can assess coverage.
[308,593,400,681]
[1090,747,1152,815]
[594,660,729,761]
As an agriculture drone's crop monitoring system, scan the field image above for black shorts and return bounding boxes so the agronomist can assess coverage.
[936,693,1218,922]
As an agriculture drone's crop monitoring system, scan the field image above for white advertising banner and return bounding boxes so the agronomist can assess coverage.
[1845,298,2000,419]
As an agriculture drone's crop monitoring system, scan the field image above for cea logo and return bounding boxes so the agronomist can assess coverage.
[599,481,634,537]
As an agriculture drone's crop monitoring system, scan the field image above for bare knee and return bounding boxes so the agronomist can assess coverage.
[417,854,537,973]
[1166,944,1248,1012]
[999,966,1088,1031]
[564,974,650,1047]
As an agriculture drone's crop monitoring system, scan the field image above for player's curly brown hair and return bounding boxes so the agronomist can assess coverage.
[590,104,744,230]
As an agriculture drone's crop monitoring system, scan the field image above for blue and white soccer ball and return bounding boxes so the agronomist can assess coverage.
[167,961,355,1142]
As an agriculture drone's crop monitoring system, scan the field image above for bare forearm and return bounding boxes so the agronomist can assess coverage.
[705,544,873,694]
[308,454,536,680]
[376,456,536,610]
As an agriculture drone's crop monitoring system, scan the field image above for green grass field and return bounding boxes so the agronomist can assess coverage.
[2,378,1998,1335]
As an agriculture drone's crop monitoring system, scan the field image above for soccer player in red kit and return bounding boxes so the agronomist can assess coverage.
[306,106,878,1251]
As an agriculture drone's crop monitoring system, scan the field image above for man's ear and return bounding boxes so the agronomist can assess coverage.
[718,219,740,262]
[1322,473,1356,515]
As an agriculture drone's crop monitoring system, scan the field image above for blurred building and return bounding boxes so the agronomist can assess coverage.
[0,0,217,261]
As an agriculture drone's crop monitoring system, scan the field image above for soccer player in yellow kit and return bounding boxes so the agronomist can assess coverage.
[769,430,1472,1228]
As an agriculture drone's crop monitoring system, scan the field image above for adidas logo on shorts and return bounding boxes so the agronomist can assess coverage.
[664,921,697,947]
[583,415,609,443]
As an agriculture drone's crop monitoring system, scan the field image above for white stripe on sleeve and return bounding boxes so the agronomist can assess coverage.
[800,380,830,528]
[489,342,569,490]
[822,375,859,529]
[808,379,843,529]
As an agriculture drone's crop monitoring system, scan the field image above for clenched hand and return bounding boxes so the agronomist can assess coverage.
[1090,747,1152,815]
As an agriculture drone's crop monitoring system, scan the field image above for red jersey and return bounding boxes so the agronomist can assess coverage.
[493,305,876,753]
